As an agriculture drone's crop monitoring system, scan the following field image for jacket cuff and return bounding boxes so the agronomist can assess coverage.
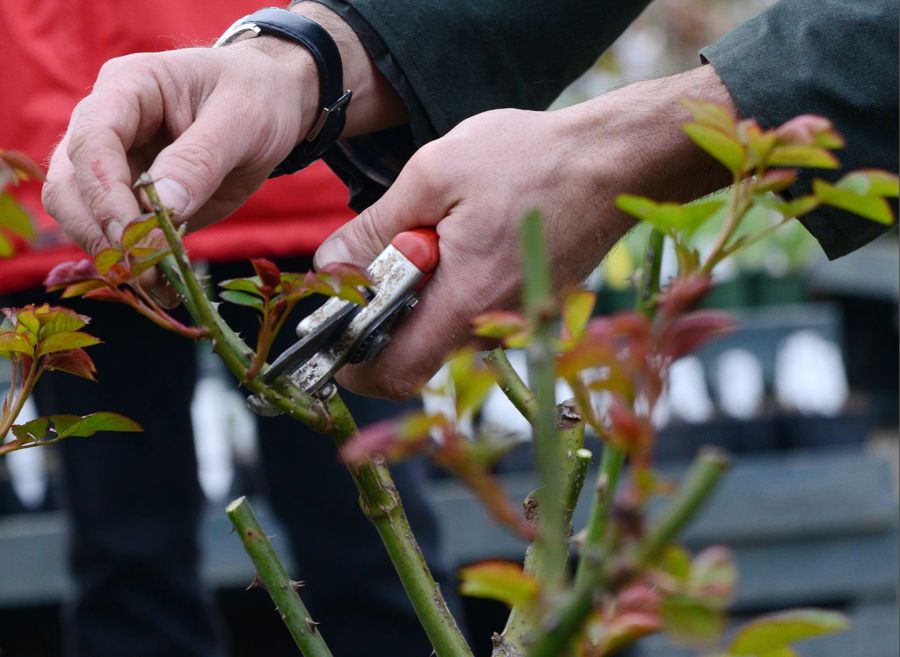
[699,0,898,259]
[310,0,437,211]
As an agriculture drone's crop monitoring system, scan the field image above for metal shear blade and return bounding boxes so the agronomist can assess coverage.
[247,228,439,416]
[260,302,357,385]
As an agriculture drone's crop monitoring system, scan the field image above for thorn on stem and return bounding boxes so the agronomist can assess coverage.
[305,617,320,633]
[289,579,305,591]
[245,572,262,591]
[571,528,587,548]
[596,473,610,497]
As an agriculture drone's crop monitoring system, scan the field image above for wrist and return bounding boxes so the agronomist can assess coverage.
[236,2,407,147]
[288,1,408,137]
[561,65,736,205]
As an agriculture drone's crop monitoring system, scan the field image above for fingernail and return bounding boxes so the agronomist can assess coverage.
[106,220,124,245]
[155,177,191,216]
[314,236,352,269]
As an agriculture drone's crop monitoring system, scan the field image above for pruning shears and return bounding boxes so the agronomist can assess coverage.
[247,228,440,416]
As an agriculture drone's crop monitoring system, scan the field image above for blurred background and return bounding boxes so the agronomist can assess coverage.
[1,1,897,656]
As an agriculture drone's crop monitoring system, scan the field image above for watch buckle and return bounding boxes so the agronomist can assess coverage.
[305,90,353,142]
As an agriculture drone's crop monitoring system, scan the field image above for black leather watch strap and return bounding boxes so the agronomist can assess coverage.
[219,7,352,177]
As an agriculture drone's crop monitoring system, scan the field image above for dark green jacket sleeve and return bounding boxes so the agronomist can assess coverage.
[313,0,651,209]
[702,0,898,259]
[316,0,898,259]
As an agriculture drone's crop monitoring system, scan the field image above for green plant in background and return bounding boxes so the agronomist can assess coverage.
[1,149,42,257]
[1,151,142,456]
[31,101,897,657]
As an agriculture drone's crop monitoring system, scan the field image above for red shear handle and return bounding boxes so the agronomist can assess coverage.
[391,228,440,274]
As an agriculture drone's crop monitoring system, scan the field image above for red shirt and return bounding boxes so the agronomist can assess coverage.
[0,0,353,294]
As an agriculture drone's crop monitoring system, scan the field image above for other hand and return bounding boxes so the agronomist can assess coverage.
[317,66,734,399]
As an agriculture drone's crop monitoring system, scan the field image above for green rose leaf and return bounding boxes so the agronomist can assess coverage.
[36,330,102,357]
[658,544,692,581]
[767,145,839,170]
[616,195,723,236]
[220,290,265,312]
[449,349,497,417]
[36,307,89,337]
[12,412,142,444]
[94,247,124,275]
[458,560,539,608]
[562,289,596,343]
[121,214,159,251]
[836,169,899,197]
[813,179,894,225]
[15,307,40,339]
[60,280,107,299]
[0,232,13,258]
[472,311,531,347]
[1,191,36,241]
[220,277,263,295]
[729,609,848,655]
[129,246,173,277]
[684,123,746,174]
[662,595,724,646]
[681,98,737,136]
[0,331,34,356]
[690,546,737,604]
[616,194,660,222]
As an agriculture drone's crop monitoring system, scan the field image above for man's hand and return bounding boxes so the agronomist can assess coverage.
[318,65,735,399]
[43,40,317,256]
[42,3,406,258]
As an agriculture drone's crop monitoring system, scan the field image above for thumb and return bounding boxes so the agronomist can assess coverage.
[145,98,254,225]
[315,158,448,269]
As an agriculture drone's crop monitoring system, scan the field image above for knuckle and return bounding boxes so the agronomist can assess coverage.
[97,53,147,81]
[40,178,61,218]
[377,372,418,401]
[163,139,220,187]
[406,142,446,189]
[352,206,391,248]
[82,232,108,257]
[96,56,125,80]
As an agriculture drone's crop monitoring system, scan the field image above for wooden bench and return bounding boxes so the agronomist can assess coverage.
[0,449,896,657]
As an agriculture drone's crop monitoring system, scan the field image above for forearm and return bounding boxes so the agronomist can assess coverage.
[555,64,735,239]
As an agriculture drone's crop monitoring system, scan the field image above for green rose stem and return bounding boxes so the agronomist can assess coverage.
[635,447,730,565]
[528,448,729,657]
[0,358,40,450]
[227,497,334,657]
[140,174,473,657]
[528,228,667,657]
[484,347,538,423]
[322,392,473,657]
[142,179,326,431]
[496,405,588,657]
[520,210,569,597]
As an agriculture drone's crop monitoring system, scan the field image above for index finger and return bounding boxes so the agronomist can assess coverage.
[43,133,114,254]
[66,61,164,244]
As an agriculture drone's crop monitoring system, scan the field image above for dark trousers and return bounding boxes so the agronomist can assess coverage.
[13,256,453,657]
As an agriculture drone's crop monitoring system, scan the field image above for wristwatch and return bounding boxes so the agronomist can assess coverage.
[215,7,352,176]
